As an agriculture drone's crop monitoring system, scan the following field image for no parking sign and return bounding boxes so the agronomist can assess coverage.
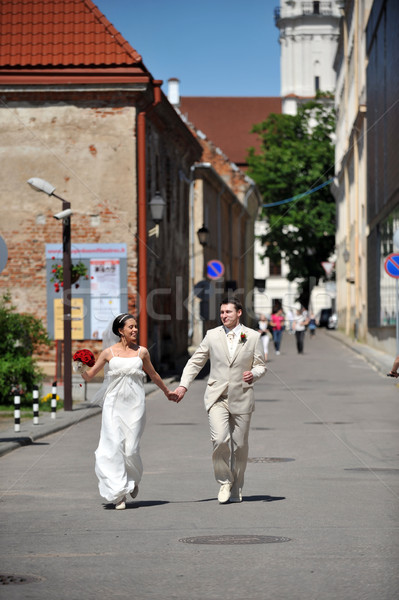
[207,260,224,280]
[384,253,399,278]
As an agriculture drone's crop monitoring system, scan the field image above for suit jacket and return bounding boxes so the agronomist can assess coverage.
[180,325,267,414]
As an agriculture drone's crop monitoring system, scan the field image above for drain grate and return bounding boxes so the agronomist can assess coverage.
[0,574,44,585]
[179,535,291,545]
[248,457,295,463]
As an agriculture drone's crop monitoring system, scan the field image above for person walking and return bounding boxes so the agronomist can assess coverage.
[79,313,177,510]
[308,313,317,338]
[173,297,267,504]
[293,307,310,354]
[270,306,285,355]
[257,313,271,361]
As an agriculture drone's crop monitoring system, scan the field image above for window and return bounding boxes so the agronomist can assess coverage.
[313,1,320,14]
[269,257,282,276]
[315,76,320,92]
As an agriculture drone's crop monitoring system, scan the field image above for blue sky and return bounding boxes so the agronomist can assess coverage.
[94,0,281,97]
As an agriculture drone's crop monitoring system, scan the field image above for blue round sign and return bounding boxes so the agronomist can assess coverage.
[384,253,399,279]
[207,259,225,280]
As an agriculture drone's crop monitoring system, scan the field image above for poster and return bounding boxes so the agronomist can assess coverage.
[90,259,121,339]
[54,298,84,340]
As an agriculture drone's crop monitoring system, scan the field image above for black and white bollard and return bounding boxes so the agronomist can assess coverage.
[33,385,39,425]
[14,393,21,433]
[51,381,57,419]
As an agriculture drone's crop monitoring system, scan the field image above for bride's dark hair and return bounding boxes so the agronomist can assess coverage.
[112,313,135,337]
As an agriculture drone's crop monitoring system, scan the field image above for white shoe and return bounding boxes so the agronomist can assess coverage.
[115,498,126,510]
[218,483,232,504]
[130,485,139,499]
[230,489,242,503]
[276,351,280,355]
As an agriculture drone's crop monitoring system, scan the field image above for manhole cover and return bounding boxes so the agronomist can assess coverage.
[0,574,44,585]
[305,422,353,425]
[179,535,291,545]
[345,468,399,473]
[248,457,295,463]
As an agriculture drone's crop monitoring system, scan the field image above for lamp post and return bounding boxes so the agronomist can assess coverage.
[27,177,73,411]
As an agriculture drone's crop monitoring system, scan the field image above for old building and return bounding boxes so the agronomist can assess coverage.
[333,0,399,354]
[0,0,202,377]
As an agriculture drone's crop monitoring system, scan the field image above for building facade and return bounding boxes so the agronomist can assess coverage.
[333,0,399,354]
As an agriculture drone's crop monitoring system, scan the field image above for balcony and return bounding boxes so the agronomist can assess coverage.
[275,1,335,24]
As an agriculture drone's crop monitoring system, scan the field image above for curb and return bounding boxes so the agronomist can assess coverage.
[0,379,173,458]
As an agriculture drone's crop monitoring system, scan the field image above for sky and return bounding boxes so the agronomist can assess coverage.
[93,0,281,97]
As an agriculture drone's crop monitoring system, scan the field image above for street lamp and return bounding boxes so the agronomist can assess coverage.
[197,224,210,247]
[148,191,166,238]
[27,177,73,411]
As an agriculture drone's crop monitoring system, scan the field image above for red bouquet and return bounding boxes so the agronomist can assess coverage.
[73,349,95,373]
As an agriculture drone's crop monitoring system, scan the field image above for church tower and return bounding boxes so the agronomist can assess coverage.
[275,0,341,114]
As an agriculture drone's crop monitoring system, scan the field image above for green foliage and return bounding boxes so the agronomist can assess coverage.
[0,292,52,406]
[247,95,336,308]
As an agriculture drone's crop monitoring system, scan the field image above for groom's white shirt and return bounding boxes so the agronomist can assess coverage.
[179,324,266,414]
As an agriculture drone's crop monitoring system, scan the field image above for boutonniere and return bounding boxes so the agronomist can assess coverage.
[240,332,247,343]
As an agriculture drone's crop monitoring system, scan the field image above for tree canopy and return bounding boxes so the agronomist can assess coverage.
[0,292,51,406]
[247,95,336,309]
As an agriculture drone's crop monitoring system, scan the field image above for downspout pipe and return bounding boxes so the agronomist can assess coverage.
[137,80,162,349]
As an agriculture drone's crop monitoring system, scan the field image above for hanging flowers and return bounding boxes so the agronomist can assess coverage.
[50,257,89,293]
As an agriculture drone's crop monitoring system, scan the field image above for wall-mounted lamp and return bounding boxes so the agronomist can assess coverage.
[148,191,166,238]
[197,224,210,247]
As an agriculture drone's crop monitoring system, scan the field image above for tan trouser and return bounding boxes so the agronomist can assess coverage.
[207,398,252,492]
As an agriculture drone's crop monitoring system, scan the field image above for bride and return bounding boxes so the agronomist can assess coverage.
[80,313,178,510]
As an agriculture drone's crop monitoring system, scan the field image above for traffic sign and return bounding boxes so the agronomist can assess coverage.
[207,259,225,280]
[384,253,399,278]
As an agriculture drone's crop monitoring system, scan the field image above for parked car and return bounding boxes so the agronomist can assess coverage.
[316,308,338,329]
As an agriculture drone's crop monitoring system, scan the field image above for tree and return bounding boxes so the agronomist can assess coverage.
[0,292,52,406]
[247,95,336,309]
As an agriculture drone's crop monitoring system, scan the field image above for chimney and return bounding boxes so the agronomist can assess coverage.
[167,77,180,108]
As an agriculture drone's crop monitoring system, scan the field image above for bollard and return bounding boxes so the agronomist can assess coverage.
[33,385,39,425]
[14,393,21,433]
[51,381,57,419]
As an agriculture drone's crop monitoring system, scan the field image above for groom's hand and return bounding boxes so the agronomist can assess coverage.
[243,371,253,384]
[173,386,187,402]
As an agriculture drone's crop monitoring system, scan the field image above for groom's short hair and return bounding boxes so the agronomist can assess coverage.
[220,296,243,312]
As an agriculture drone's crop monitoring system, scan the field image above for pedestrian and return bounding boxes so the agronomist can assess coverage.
[387,355,399,377]
[286,308,294,334]
[293,307,310,354]
[173,297,267,504]
[308,313,317,338]
[79,313,178,510]
[270,306,285,355]
[257,313,271,361]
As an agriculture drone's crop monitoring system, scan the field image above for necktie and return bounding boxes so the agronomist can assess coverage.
[227,332,235,357]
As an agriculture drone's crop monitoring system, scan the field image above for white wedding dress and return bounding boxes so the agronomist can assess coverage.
[94,352,146,504]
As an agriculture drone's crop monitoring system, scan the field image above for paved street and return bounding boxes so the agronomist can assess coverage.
[0,330,398,600]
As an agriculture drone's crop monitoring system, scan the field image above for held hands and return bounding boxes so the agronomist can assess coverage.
[167,390,180,402]
[170,386,187,403]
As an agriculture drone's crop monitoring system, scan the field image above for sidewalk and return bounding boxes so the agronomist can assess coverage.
[0,378,173,458]
[0,330,394,459]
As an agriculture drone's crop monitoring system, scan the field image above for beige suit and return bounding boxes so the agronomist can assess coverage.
[180,325,267,494]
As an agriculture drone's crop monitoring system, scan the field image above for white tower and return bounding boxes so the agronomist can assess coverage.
[275,0,341,115]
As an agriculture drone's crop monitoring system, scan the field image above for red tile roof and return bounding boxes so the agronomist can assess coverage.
[180,97,282,168]
[0,0,143,68]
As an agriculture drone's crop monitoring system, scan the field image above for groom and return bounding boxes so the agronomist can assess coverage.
[174,297,267,503]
